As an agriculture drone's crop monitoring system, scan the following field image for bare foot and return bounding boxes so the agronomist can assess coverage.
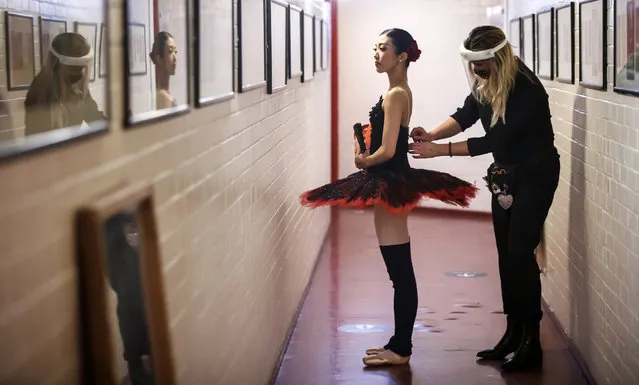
[365,347,386,355]
[362,349,410,367]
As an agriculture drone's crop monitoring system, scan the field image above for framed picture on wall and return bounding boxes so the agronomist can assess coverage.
[288,4,303,79]
[127,23,147,76]
[99,23,108,78]
[302,12,313,82]
[521,14,535,71]
[5,12,36,91]
[613,0,639,95]
[194,0,235,106]
[555,2,575,84]
[75,22,98,82]
[238,0,267,92]
[266,0,288,94]
[579,0,606,90]
[76,183,177,385]
[39,17,67,67]
[509,18,521,57]
[536,8,554,79]
[314,16,320,73]
[321,20,329,71]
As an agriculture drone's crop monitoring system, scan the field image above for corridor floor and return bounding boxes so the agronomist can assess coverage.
[274,209,590,385]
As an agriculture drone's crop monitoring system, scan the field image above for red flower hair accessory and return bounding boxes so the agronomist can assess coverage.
[407,40,421,62]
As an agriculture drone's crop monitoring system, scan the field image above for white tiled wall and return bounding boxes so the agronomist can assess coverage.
[0,0,107,140]
[508,0,639,383]
[337,0,503,213]
[0,0,331,383]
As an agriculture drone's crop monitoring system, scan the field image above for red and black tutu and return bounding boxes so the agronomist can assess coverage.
[300,167,478,215]
[300,123,479,215]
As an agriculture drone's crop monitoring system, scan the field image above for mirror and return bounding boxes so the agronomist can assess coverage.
[103,209,154,384]
[124,0,190,126]
[76,184,176,385]
[0,4,108,160]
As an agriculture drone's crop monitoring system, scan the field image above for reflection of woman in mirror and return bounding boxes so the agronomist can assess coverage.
[150,31,177,109]
[105,211,154,385]
[24,32,106,136]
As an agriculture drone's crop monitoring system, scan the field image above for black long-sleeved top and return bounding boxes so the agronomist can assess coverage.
[450,60,556,165]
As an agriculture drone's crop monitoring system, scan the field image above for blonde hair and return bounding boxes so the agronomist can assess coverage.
[25,33,91,129]
[464,26,519,127]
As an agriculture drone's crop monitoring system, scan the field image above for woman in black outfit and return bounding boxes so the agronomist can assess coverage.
[408,25,560,372]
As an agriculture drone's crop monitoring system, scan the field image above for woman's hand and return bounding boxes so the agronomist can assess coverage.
[408,141,444,159]
[410,126,435,142]
[354,153,369,169]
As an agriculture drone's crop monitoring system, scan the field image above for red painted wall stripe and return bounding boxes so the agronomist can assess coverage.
[330,0,338,182]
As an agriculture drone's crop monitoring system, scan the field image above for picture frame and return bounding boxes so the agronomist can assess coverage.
[536,8,554,80]
[288,4,303,79]
[579,0,606,90]
[39,16,67,67]
[302,12,314,82]
[314,16,320,73]
[509,18,521,58]
[75,22,98,82]
[321,20,329,71]
[237,0,267,92]
[555,2,575,84]
[267,0,288,94]
[194,0,235,106]
[5,12,36,91]
[99,23,108,78]
[127,23,147,76]
[521,14,535,72]
[613,0,639,96]
[75,183,176,385]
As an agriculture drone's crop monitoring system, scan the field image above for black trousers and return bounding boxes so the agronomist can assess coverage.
[491,156,560,323]
[380,242,418,357]
[105,214,153,385]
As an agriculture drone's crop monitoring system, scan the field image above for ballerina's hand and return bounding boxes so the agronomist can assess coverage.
[354,153,368,169]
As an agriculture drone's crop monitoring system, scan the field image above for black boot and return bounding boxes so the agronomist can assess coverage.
[476,316,522,360]
[502,322,543,372]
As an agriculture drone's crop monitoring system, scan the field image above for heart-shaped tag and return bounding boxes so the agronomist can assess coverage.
[497,193,513,210]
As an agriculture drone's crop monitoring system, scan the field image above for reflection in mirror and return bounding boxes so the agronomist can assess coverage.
[104,209,155,385]
[125,0,189,126]
[0,4,107,158]
[77,185,176,385]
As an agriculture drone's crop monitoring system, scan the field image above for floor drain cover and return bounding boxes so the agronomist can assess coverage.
[445,271,487,278]
[337,324,392,333]
[413,323,442,333]
[454,303,482,309]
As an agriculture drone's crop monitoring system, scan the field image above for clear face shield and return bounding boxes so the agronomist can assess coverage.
[50,42,94,84]
[50,41,94,67]
[459,39,508,94]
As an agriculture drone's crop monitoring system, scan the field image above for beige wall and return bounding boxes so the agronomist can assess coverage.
[507,0,639,384]
[0,0,331,384]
